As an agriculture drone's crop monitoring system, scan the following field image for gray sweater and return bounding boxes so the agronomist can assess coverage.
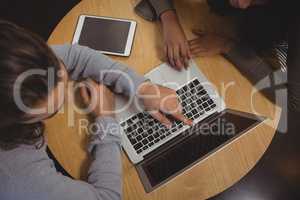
[135,0,174,21]
[0,45,147,200]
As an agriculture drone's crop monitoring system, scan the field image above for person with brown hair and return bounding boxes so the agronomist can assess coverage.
[0,20,192,200]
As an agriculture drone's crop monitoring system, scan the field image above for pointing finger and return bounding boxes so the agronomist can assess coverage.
[80,86,91,105]
[172,112,193,126]
[150,111,172,129]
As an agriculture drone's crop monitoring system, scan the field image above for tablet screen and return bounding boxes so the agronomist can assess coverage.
[78,17,131,54]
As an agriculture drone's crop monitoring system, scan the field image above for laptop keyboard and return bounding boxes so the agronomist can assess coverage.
[120,78,217,154]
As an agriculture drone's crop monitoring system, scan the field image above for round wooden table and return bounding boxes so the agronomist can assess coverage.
[46,0,281,199]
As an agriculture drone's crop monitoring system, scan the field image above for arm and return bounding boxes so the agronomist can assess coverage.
[51,44,147,97]
[86,117,122,200]
[188,31,283,102]
[2,117,122,200]
[136,0,189,70]
[148,0,174,18]
[135,0,174,21]
[52,44,192,127]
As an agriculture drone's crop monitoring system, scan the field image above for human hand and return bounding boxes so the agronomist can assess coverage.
[189,30,234,57]
[229,0,252,9]
[80,80,115,118]
[137,81,193,128]
[229,0,267,9]
[160,10,191,70]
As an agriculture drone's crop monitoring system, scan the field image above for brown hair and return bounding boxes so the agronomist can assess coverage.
[0,20,61,150]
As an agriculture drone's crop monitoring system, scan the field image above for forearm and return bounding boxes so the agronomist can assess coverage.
[134,0,174,21]
[149,0,175,19]
[87,117,122,200]
[52,44,147,97]
[160,9,179,27]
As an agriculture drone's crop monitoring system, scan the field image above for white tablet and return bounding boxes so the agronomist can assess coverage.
[72,15,137,57]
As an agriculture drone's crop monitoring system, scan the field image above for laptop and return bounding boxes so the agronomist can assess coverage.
[115,60,265,192]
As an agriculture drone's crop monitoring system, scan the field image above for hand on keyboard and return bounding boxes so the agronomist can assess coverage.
[137,82,193,128]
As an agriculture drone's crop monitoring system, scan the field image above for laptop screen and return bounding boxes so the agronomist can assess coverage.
[137,109,263,192]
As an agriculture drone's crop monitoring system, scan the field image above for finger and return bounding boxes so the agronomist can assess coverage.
[189,39,205,49]
[187,45,192,60]
[190,45,207,53]
[87,79,107,99]
[163,45,168,62]
[167,45,176,69]
[229,0,235,7]
[180,44,190,69]
[85,80,103,110]
[150,111,172,128]
[230,0,239,8]
[191,50,217,57]
[164,44,168,55]
[80,86,91,105]
[86,79,101,98]
[190,44,219,56]
[188,38,202,45]
[87,79,99,88]
[171,112,193,126]
[189,40,208,50]
[239,0,251,9]
[190,47,215,57]
[173,46,184,70]
[190,44,208,54]
[192,29,205,36]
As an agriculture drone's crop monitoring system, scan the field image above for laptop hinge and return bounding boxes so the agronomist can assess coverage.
[143,111,221,160]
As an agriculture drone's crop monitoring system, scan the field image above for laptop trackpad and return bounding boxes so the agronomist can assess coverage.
[136,109,264,192]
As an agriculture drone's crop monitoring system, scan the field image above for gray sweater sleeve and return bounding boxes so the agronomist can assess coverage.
[0,117,122,200]
[135,0,174,21]
[52,44,147,97]
[0,44,149,200]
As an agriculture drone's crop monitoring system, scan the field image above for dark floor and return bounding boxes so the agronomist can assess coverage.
[1,1,300,199]
[0,0,80,39]
[209,111,300,200]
